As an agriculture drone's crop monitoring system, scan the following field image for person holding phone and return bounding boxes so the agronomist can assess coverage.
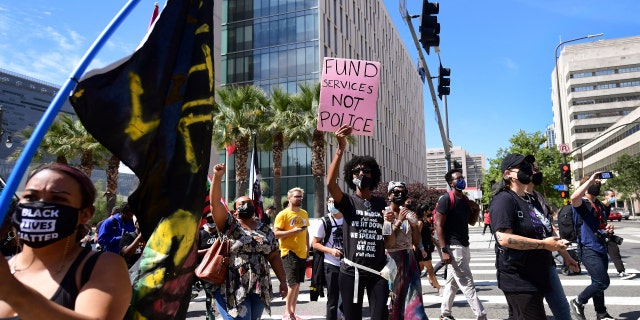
[274,188,310,320]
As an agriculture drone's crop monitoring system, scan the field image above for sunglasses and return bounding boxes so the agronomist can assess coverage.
[392,189,407,196]
[352,167,372,175]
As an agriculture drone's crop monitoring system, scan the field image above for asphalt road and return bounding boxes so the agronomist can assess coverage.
[186,218,640,320]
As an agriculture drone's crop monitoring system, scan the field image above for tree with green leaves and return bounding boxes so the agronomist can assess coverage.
[213,85,268,197]
[264,86,294,212]
[482,130,566,209]
[606,154,640,217]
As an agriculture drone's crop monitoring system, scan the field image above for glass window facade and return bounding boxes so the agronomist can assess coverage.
[221,0,320,212]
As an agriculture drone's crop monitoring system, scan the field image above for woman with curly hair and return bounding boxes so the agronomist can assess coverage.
[326,125,390,320]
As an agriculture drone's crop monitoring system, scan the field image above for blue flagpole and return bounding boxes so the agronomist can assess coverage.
[0,0,142,221]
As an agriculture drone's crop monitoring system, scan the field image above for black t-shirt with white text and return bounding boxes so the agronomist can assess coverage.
[334,192,387,276]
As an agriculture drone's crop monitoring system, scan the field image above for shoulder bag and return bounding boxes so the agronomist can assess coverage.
[195,222,235,285]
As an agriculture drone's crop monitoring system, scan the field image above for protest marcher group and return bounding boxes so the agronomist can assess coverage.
[1,125,635,320]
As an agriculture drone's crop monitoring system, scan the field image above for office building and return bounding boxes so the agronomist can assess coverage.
[552,36,640,185]
[545,124,556,148]
[425,147,485,201]
[218,0,427,214]
[0,68,138,196]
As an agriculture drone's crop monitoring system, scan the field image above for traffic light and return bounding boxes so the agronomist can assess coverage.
[559,190,569,199]
[438,64,451,99]
[560,163,571,185]
[419,0,440,54]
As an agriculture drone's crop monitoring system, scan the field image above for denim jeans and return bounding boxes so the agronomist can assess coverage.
[577,246,610,314]
[544,265,571,320]
[215,290,264,320]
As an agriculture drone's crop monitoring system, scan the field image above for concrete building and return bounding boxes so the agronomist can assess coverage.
[552,36,640,179]
[545,124,556,148]
[0,68,138,197]
[425,147,485,201]
[217,0,427,214]
[552,35,640,214]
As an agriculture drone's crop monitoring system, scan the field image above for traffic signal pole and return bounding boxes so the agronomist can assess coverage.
[403,11,453,169]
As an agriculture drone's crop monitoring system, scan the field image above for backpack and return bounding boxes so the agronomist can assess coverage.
[310,216,333,301]
[557,204,582,242]
[433,190,476,225]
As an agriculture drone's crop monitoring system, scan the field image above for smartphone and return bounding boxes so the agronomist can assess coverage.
[599,172,614,179]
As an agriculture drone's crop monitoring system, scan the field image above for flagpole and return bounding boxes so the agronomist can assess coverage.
[225,151,229,202]
[0,0,142,219]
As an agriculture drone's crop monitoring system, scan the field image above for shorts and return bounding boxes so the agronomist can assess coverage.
[282,252,306,286]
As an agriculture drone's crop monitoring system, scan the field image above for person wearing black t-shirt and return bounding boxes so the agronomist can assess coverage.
[490,153,567,320]
[196,214,218,320]
[327,124,389,320]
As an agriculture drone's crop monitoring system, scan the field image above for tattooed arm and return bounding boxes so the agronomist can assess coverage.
[495,228,568,252]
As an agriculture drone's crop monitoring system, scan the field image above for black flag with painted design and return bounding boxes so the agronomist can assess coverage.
[69,0,214,319]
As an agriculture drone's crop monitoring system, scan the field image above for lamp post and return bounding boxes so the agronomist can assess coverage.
[0,105,13,149]
[554,33,603,166]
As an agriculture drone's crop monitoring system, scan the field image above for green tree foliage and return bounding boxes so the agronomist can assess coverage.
[606,154,640,213]
[482,130,566,210]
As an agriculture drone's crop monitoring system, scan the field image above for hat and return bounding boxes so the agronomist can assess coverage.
[500,153,526,172]
[387,181,406,193]
[524,154,536,164]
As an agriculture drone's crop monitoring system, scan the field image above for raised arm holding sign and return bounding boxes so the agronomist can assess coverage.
[318,58,381,136]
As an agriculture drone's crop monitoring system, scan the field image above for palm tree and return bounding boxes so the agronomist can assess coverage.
[290,82,326,218]
[213,85,268,197]
[264,86,295,211]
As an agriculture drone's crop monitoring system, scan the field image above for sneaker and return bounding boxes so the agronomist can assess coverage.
[282,313,302,320]
[570,298,586,320]
[439,315,456,320]
[618,272,635,280]
[597,313,617,320]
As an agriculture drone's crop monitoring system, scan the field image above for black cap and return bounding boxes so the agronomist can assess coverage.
[524,154,536,164]
[500,153,526,172]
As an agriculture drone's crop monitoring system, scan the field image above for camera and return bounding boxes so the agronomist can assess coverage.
[596,230,623,245]
[597,171,614,179]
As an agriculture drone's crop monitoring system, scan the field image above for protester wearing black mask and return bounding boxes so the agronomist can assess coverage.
[489,153,567,320]
[326,124,389,320]
[209,164,288,319]
[523,155,578,320]
[570,173,620,320]
[382,181,428,320]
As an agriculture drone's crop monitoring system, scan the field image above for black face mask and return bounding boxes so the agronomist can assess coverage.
[236,203,256,220]
[587,183,601,197]
[12,201,79,248]
[391,191,407,206]
[514,162,533,185]
[353,174,372,190]
[531,172,543,186]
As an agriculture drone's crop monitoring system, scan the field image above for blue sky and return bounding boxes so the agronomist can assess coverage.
[1,0,639,163]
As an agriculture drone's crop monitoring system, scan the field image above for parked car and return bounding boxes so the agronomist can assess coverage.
[608,210,623,222]
[612,207,630,220]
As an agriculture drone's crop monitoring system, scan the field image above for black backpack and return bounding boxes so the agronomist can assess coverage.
[557,204,581,242]
[310,216,333,301]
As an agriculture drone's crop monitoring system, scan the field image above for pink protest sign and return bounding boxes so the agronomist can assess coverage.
[318,57,380,136]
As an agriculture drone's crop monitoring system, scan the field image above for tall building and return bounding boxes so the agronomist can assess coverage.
[425,147,485,201]
[0,68,138,197]
[0,69,76,161]
[552,36,640,184]
[545,124,556,148]
[218,0,427,215]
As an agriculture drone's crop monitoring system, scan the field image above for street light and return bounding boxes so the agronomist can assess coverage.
[554,33,603,166]
[0,105,13,149]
